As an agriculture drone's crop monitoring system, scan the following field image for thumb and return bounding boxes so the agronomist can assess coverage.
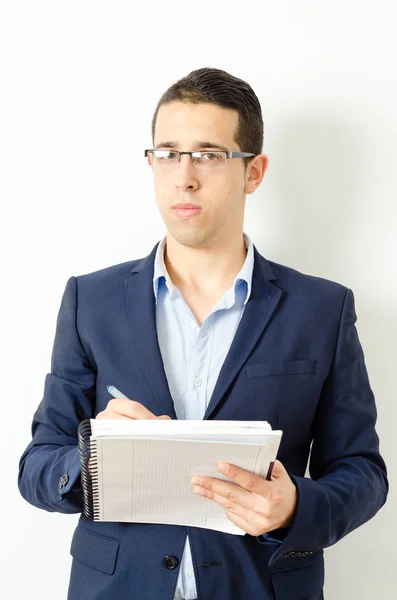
[269,459,288,480]
[157,415,172,420]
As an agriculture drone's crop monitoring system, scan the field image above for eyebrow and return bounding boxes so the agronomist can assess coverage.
[154,140,229,151]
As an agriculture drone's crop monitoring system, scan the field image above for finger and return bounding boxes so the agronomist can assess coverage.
[222,509,264,537]
[223,509,250,532]
[192,476,263,512]
[217,463,269,496]
[269,459,288,480]
[96,411,134,420]
[192,484,267,536]
[157,415,172,420]
[106,398,158,420]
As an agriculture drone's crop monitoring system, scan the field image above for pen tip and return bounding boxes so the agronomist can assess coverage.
[107,385,111,390]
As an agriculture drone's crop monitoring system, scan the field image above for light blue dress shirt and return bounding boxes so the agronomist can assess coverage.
[153,232,254,600]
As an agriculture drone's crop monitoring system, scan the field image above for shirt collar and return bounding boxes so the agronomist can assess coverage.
[153,232,254,306]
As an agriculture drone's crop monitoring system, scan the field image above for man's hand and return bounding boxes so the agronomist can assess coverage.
[190,459,297,536]
[87,399,171,472]
[96,398,172,421]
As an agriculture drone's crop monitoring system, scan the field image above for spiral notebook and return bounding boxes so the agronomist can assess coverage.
[78,419,282,535]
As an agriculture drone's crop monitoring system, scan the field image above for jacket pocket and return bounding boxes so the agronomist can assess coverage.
[247,360,316,378]
[70,526,120,575]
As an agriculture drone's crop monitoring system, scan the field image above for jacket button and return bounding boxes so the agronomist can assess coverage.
[58,474,69,490]
[162,555,179,570]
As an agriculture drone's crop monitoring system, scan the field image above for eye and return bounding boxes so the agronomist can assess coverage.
[201,152,222,161]
[155,151,177,160]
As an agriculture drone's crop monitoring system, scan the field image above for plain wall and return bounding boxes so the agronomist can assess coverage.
[0,1,395,597]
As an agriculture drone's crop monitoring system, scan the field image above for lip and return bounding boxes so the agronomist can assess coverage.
[172,204,202,218]
[172,203,201,209]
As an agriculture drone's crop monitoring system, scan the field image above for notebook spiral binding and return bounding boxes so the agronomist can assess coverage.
[78,419,100,520]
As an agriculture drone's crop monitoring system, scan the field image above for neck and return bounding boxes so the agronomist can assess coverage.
[163,233,247,295]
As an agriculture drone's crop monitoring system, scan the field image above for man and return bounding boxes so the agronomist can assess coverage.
[18,67,388,600]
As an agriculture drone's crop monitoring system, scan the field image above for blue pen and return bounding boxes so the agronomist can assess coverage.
[107,385,130,400]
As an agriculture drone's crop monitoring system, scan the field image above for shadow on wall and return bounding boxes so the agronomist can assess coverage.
[257,115,368,280]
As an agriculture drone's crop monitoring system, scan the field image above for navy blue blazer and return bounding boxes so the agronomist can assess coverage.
[18,242,388,600]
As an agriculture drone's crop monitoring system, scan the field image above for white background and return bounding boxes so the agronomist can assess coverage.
[0,1,395,598]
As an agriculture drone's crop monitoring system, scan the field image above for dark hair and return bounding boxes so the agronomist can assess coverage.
[151,67,264,170]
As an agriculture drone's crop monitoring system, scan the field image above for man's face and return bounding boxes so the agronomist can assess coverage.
[149,101,252,249]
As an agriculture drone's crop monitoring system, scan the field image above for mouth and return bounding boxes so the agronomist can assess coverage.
[172,204,202,219]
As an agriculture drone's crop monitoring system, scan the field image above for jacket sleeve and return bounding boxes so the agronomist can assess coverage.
[258,288,388,564]
[18,276,96,513]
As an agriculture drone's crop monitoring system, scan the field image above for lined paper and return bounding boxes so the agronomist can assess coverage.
[92,421,282,535]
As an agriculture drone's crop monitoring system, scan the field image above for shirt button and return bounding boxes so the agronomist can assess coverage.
[188,567,194,577]
[193,377,202,388]
[190,320,198,328]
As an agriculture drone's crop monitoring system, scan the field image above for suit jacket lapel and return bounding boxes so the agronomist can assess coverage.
[124,243,178,419]
[125,243,283,421]
[204,248,283,419]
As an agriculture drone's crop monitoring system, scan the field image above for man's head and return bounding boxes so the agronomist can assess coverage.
[147,67,268,249]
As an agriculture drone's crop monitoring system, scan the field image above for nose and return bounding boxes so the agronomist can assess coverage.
[175,153,199,190]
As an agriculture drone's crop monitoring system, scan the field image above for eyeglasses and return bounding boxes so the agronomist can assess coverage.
[144,149,256,169]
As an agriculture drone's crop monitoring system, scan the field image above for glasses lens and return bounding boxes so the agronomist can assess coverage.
[193,152,226,169]
[150,150,227,169]
[152,150,179,167]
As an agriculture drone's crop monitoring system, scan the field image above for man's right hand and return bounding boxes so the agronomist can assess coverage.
[95,398,172,421]
[87,399,171,472]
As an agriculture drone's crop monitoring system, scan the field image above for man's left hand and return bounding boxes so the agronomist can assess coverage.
[190,459,297,536]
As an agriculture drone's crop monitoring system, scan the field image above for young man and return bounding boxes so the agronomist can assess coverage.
[18,67,388,600]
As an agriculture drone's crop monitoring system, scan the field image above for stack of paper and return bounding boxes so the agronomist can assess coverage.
[88,419,282,535]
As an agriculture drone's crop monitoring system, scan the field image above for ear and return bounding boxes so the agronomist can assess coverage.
[244,154,269,194]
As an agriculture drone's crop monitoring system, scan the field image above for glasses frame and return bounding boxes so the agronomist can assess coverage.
[144,149,257,169]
